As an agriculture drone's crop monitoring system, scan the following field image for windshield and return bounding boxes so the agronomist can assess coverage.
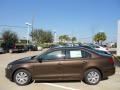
[35,49,49,59]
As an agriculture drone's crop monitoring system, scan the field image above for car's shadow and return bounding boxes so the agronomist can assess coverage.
[35,80,81,83]
[34,77,108,83]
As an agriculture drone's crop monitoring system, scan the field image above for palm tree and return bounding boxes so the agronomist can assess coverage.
[59,35,64,42]
[59,35,70,43]
[71,37,77,43]
[94,32,107,45]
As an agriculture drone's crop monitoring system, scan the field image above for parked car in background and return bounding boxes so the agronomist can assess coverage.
[50,44,64,48]
[0,47,6,54]
[9,45,27,53]
[5,46,115,86]
[50,43,82,48]
[81,45,111,55]
[88,44,108,52]
[26,45,38,51]
[37,46,43,51]
[64,43,82,47]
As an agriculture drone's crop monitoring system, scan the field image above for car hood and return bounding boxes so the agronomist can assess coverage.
[9,56,37,65]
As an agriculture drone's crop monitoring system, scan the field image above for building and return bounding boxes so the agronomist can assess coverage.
[117,20,120,55]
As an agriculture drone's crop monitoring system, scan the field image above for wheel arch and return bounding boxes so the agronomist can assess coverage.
[12,68,32,81]
[84,67,103,79]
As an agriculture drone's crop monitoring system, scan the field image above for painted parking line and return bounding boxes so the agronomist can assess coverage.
[42,83,80,90]
[116,72,120,75]
[0,65,6,68]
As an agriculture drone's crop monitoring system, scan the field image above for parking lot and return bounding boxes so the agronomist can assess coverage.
[0,50,120,90]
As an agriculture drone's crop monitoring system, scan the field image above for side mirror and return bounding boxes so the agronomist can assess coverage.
[37,57,42,63]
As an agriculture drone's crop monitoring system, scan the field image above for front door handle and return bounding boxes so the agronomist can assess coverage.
[82,61,87,64]
[58,63,62,65]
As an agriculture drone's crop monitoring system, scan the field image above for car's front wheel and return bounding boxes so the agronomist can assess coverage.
[13,69,32,86]
[84,69,101,85]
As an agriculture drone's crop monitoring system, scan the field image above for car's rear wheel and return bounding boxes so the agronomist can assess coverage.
[84,69,101,85]
[13,69,32,86]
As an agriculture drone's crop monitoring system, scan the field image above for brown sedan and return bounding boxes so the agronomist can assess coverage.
[5,47,115,86]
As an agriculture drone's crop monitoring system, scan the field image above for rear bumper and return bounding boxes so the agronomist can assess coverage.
[102,67,115,78]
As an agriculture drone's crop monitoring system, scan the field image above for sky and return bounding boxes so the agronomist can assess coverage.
[0,0,120,42]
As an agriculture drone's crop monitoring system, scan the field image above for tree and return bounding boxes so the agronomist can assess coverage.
[30,29,53,44]
[93,32,107,45]
[59,35,70,43]
[1,30,18,49]
[71,37,77,43]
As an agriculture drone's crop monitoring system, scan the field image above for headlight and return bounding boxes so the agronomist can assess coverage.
[7,65,13,69]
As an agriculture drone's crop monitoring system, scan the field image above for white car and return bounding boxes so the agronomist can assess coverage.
[0,47,5,53]
[89,44,108,52]
[37,46,43,51]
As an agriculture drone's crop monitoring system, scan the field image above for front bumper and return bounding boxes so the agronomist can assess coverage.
[5,68,13,81]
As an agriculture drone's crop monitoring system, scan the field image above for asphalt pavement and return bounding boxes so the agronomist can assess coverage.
[0,50,120,90]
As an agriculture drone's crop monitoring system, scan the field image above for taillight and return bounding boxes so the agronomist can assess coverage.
[108,57,114,64]
[14,46,16,49]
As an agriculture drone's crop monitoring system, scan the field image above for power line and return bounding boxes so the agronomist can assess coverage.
[0,25,27,28]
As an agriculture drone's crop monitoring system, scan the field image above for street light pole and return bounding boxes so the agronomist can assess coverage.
[53,31,56,44]
[25,22,31,45]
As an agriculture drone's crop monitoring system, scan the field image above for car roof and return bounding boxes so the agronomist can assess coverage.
[49,46,112,57]
[49,46,89,51]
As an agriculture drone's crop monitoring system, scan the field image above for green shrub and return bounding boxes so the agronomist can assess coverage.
[116,56,120,61]
[39,43,55,48]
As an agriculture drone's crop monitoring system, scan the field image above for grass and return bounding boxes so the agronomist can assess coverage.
[113,55,120,67]
[116,56,120,59]
[114,56,120,61]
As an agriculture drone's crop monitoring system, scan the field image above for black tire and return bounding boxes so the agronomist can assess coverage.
[83,69,101,85]
[13,69,32,86]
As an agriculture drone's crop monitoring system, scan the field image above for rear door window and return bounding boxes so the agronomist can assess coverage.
[70,50,82,58]
[66,49,91,59]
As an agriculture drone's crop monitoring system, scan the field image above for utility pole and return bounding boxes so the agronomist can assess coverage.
[25,22,32,45]
[92,28,95,43]
[31,16,35,43]
[32,16,34,32]
[53,31,56,44]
